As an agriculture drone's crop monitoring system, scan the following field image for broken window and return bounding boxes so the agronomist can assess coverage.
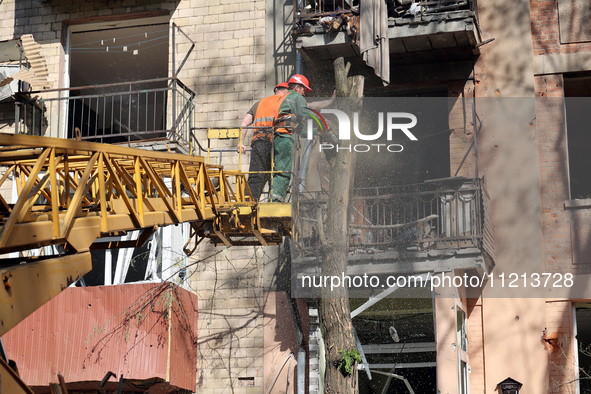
[459,360,469,394]
[564,74,591,200]
[456,305,469,393]
[80,225,190,287]
[352,289,437,393]
[457,306,467,351]
[575,303,591,393]
[354,92,450,189]
[66,17,170,142]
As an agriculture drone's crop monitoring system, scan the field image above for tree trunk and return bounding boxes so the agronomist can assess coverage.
[319,57,364,394]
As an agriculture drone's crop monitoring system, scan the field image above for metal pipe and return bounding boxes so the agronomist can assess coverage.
[14,101,19,134]
[98,371,116,394]
[286,353,294,394]
[172,24,177,140]
[298,138,315,192]
[354,327,372,380]
[472,96,480,178]
[297,349,305,394]
[351,273,430,318]
[369,370,415,394]
[127,86,132,144]
[265,353,294,394]
[25,77,173,95]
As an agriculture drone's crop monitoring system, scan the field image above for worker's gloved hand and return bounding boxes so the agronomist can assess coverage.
[238,143,248,154]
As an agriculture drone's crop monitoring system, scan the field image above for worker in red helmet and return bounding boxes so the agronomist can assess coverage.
[274,82,289,93]
[237,82,290,200]
[288,74,312,93]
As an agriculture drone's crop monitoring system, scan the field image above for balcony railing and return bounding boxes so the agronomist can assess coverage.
[293,178,494,259]
[15,77,195,150]
[292,0,476,32]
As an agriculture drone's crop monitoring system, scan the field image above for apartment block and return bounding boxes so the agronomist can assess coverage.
[0,0,590,393]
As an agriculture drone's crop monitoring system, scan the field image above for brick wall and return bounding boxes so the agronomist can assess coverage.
[545,300,576,393]
[533,75,588,274]
[191,244,273,393]
[175,3,273,386]
[0,1,73,90]
[187,0,266,129]
[534,74,570,272]
[448,81,476,178]
[530,0,591,56]
[467,298,485,394]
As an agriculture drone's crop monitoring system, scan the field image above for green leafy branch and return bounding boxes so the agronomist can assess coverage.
[338,348,361,376]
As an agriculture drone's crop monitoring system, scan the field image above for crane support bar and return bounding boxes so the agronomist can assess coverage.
[0,252,92,336]
[0,357,35,394]
[0,133,291,253]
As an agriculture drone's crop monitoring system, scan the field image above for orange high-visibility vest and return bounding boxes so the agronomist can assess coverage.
[251,94,289,142]
[274,91,297,135]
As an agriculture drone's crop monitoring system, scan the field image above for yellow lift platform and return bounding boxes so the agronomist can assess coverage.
[0,132,291,337]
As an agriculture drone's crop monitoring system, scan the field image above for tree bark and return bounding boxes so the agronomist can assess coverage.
[319,57,364,394]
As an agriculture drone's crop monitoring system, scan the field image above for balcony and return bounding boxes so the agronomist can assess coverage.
[2,283,198,393]
[292,0,481,64]
[14,77,196,153]
[292,177,494,277]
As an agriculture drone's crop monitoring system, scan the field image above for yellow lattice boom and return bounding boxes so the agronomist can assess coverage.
[0,133,291,254]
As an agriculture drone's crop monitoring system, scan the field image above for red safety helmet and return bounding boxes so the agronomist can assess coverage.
[288,74,312,92]
[274,82,289,93]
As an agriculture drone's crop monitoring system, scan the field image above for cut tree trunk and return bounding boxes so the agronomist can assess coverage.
[319,57,364,394]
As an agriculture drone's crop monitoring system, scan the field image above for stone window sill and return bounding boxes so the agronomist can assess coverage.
[565,199,591,210]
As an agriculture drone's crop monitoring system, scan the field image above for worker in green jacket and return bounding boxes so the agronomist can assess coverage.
[271,74,312,202]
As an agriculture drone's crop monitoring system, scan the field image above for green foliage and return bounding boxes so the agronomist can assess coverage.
[338,348,361,376]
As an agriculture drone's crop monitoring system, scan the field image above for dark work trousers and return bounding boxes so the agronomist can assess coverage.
[247,138,273,200]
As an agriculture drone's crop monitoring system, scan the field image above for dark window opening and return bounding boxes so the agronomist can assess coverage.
[82,240,153,287]
[564,75,591,199]
[68,21,169,143]
[354,91,450,189]
[352,296,436,393]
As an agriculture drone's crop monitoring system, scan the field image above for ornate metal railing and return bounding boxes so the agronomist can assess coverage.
[292,0,476,32]
[293,178,493,258]
[14,77,195,149]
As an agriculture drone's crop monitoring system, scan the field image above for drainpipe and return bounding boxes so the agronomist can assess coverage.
[295,18,310,191]
[287,240,306,394]
[298,136,316,192]
[472,96,480,178]
[172,25,177,141]
[266,354,295,394]
[288,292,306,394]
[296,50,303,75]
[295,5,303,78]
[297,346,306,394]
[291,4,306,389]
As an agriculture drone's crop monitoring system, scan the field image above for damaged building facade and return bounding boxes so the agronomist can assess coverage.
[0,0,590,393]
[289,0,591,392]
